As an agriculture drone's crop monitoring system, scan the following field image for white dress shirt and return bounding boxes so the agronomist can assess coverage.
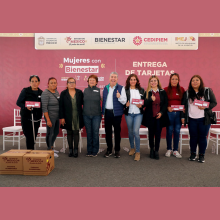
[105,85,126,109]
[128,88,141,114]
[151,88,159,93]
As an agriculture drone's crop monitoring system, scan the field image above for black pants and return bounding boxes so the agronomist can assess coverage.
[67,130,79,150]
[104,109,122,152]
[148,117,162,152]
[21,116,41,150]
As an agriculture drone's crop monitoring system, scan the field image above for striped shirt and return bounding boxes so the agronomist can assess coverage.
[41,89,60,119]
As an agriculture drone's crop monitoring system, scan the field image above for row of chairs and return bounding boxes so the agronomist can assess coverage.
[2,109,84,152]
[2,109,149,152]
[2,109,220,154]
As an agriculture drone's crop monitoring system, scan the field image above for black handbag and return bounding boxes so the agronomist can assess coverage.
[210,111,217,124]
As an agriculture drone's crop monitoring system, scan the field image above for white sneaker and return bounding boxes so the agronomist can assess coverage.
[54,152,59,158]
[53,149,59,153]
[173,151,182,158]
[165,150,172,157]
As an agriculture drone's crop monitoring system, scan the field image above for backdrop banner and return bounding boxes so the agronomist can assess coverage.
[0,37,219,137]
[35,33,198,50]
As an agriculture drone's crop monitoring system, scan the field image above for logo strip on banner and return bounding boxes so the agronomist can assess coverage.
[35,33,198,50]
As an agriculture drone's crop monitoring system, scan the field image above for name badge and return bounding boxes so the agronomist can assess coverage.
[57,96,60,99]
[93,90,99,92]
[176,93,179,95]
[38,96,41,98]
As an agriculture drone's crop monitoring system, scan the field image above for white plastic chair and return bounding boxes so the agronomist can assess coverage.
[35,116,46,148]
[2,109,25,150]
[179,127,190,155]
[61,129,83,153]
[99,115,114,148]
[207,111,220,155]
[139,127,149,149]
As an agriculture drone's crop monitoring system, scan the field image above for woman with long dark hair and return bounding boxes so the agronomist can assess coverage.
[164,73,185,158]
[142,76,169,160]
[121,74,145,161]
[181,75,217,162]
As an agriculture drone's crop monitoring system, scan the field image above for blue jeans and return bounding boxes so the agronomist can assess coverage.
[188,117,211,155]
[125,113,143,153]
[166,111,182,151]
[83,115,102,155]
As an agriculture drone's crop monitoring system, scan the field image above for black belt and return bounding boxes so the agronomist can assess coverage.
[105,109,113,112]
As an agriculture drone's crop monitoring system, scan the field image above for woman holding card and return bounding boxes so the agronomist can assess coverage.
[121,74,145,161]
[181,75,217,163]
[16,75,43,150]
[142,76,169,160]
[164,73,185,158]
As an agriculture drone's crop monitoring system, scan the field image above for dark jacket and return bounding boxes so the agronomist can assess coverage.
[124,87,145,115]
[59,89,84,130]
[83,85,101,116]
[142,89,170,128]
[181,87,217,126]
[102,84,124,116]
[16,86,43,120]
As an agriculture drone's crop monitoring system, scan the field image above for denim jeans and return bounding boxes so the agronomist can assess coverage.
[188,117,211,155]
[166,111,182,151]
[83,115,102,155]
[45,117,60,150]
[125,113,143,153]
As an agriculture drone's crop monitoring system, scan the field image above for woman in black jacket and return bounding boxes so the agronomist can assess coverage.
[181,75,217,163]
[16,75,43,150]
[59,77,84,157]
[142,75,169,160]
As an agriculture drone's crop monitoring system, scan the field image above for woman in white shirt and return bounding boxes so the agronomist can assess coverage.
[181,75,217,163]
[120,74,145,161]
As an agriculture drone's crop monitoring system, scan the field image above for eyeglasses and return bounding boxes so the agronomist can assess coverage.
[68,82,76,84]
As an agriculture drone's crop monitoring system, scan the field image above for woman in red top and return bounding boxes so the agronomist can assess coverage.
[164,73,185,158]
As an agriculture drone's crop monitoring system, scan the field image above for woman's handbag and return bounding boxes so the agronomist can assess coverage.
[210,111,217,124]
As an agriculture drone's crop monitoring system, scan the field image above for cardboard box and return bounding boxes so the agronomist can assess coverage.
[23,150,54,176]
[0,150,32,175]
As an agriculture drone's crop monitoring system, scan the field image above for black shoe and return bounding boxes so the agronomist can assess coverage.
[114,151,120,158]
[69,149,73,157]
[154,151,159,160]
[189,152,196,161]
[73,148,78,158]
[198,154,205,163]
[150,148,155,159]
[104,151,112,158]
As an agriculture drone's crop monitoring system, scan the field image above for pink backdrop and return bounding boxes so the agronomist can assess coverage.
[0,37,219,137]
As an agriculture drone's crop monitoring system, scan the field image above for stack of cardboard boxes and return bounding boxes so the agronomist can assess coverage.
[0,150,54,176]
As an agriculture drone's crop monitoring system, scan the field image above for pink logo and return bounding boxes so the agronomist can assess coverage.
[133,36,142,46]
[65,37,72,43]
